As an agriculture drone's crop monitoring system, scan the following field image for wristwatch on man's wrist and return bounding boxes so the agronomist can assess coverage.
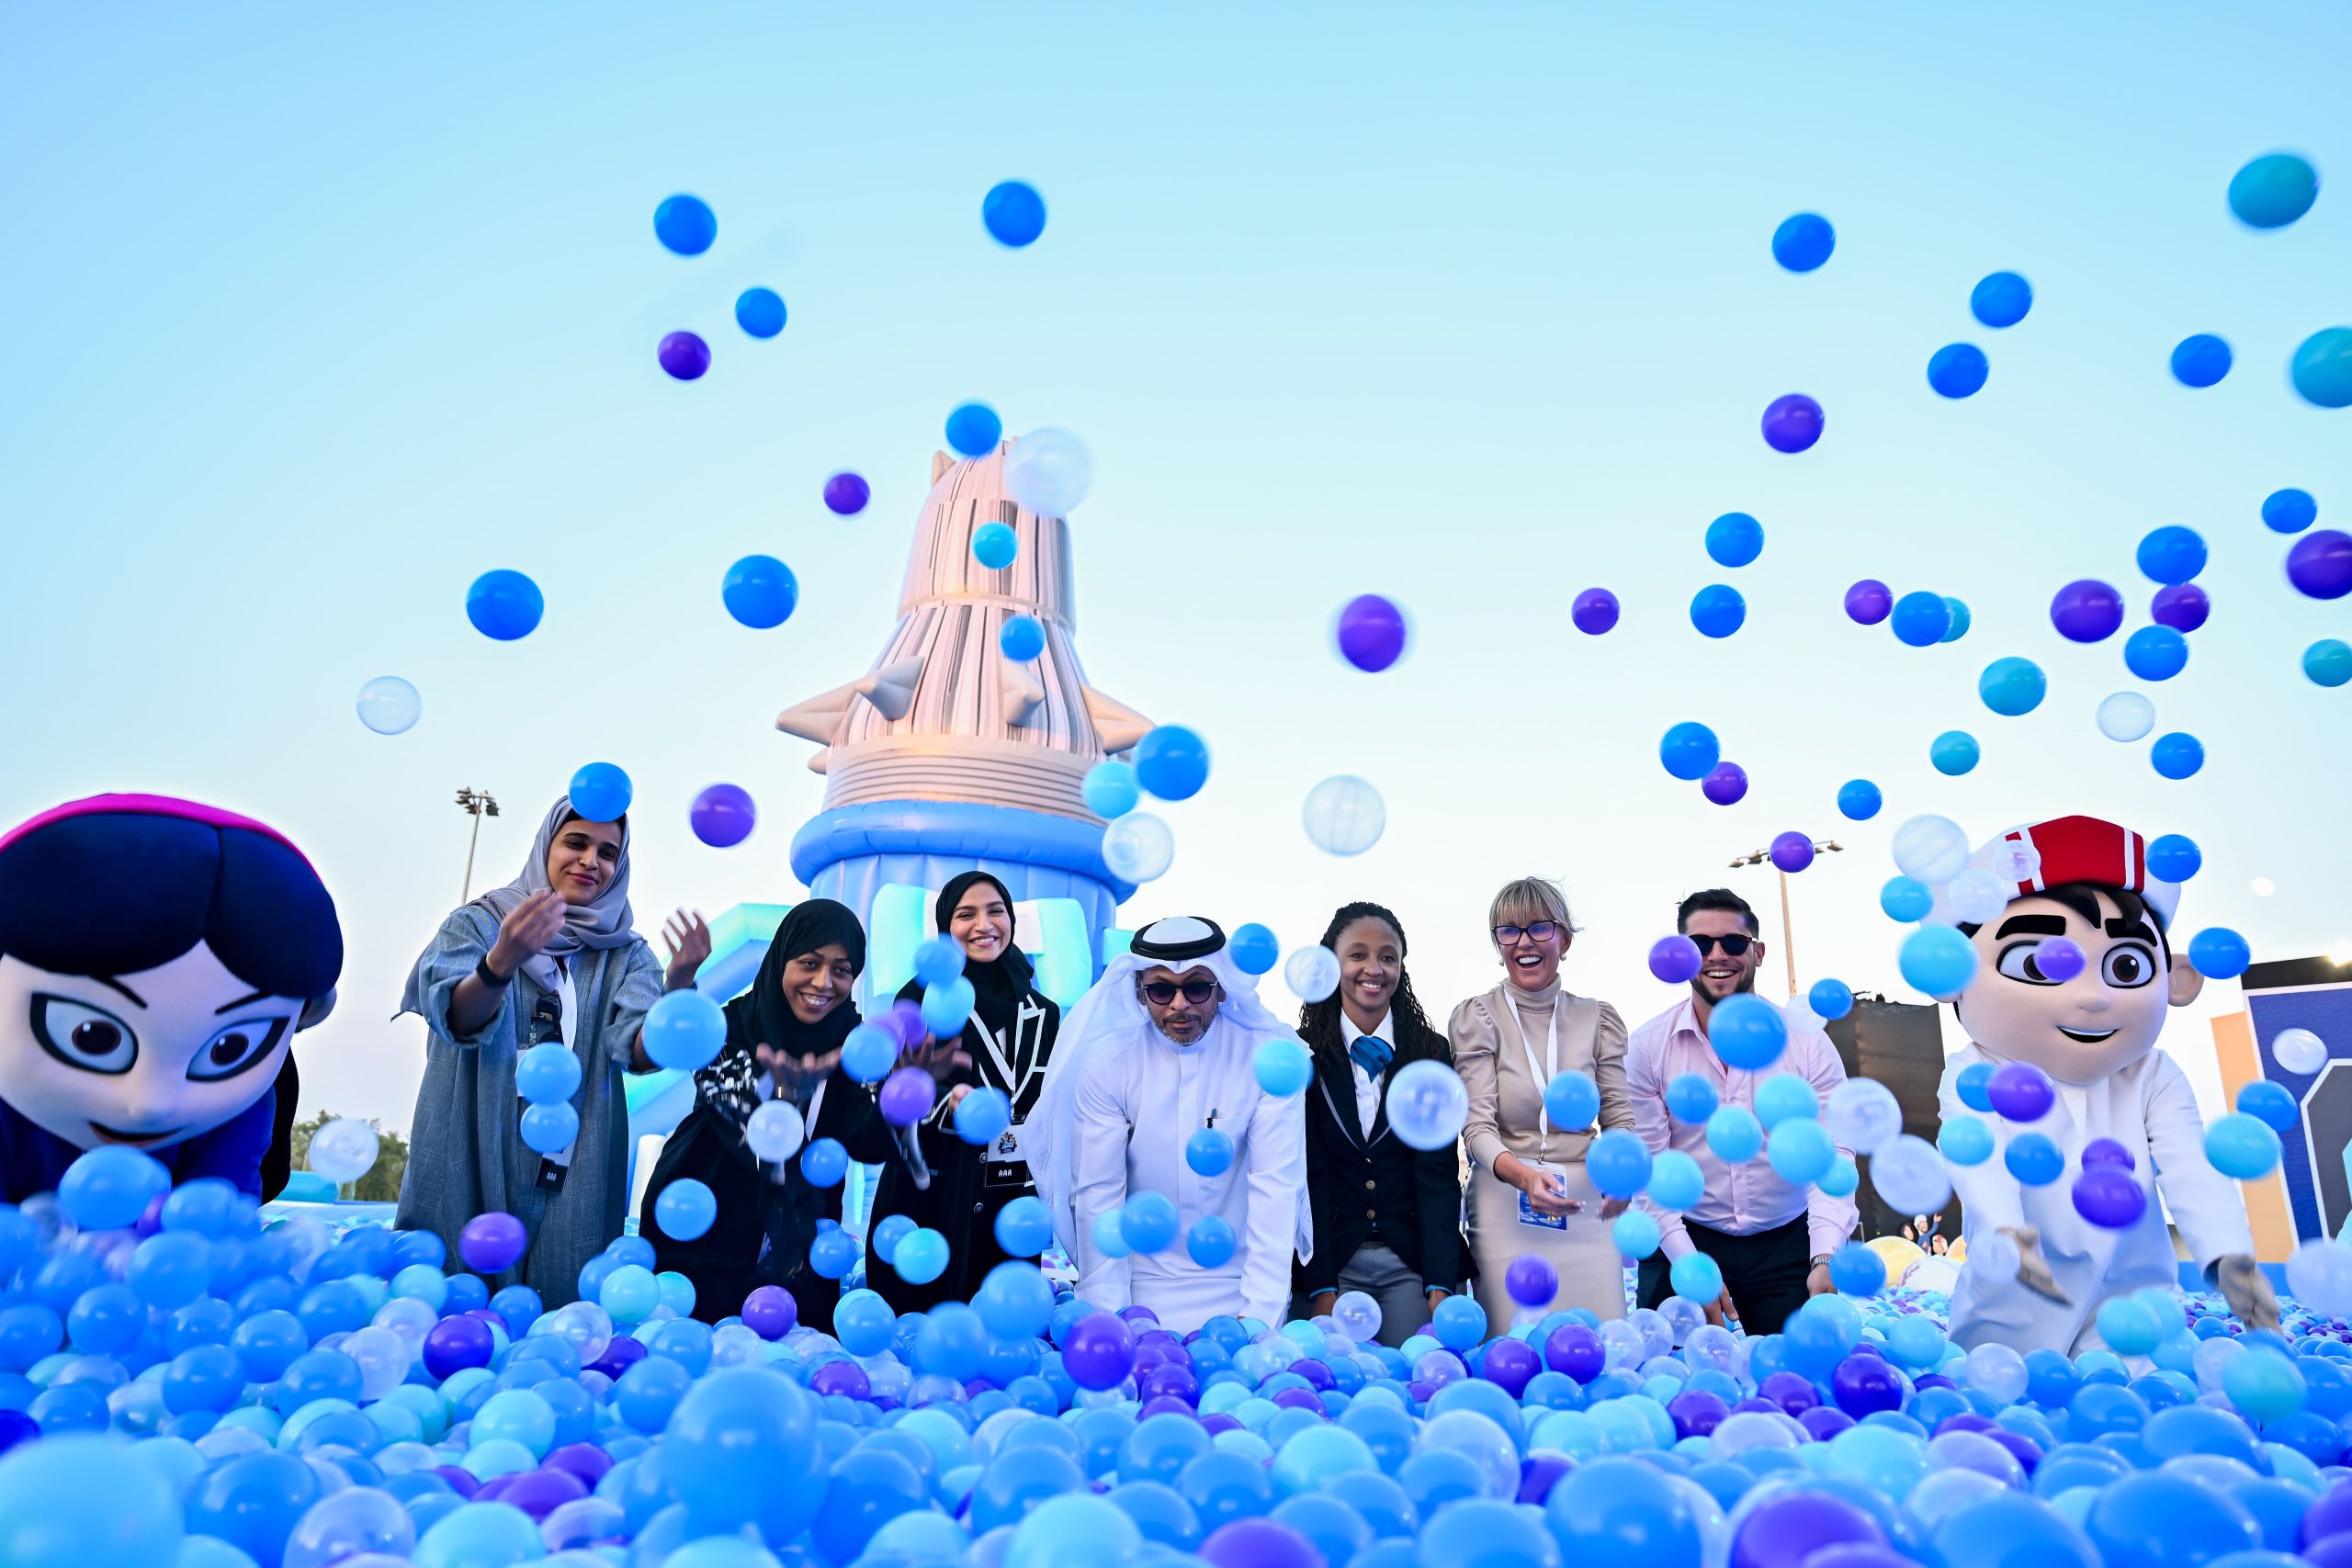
[1809,1253,1834,1270]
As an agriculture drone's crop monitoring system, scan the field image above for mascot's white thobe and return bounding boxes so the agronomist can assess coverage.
[1030,916,1310,1332]
[1939,814,2271,1355]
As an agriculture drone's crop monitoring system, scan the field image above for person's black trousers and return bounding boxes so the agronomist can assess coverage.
[1635,1214,1811,1336]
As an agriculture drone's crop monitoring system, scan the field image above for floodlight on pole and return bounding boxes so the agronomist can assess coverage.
[455,787,500,901]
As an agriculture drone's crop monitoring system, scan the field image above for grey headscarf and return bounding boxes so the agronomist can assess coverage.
[422,797,638,998]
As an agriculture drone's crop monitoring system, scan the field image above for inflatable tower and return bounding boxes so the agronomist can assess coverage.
[776,440,1151,1004]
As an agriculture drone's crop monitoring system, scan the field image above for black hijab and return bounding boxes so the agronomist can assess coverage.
[725,897,868,1060]
[934,871,1035,1034]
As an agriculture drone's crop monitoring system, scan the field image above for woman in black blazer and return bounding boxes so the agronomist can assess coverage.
[1293,899,1473,1348]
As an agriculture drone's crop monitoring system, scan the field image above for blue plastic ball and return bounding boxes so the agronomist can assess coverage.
[514,1041,582,1105]
[1939,1116,1995,1166]
[1229,923,1281,976]
[1890,592,1951,647]
[2151,731,2204,779]
[1929,730,1980,776]
[721,556,798,629]
[995,1196,1055,1257]
[2263,488,2317,535]
[1186,1217,1238,1269]
[642,988,726,1071]
[2147,833,2201,882]
[734,287,786,338]
[2228,152,2320,230]
[58,1146,170,1231]
[1899,925,1978,998]
[2188,927,2251,979]
[1709,994,1787,1071]
[2125,626,2189,682]
[2205,1113,2281,1179]
[1082,760,1141,819]
[999,613,1046,663]
[2137,525,2210,585]
[1972,271,2033,328]
[1705,1106,1763,1165]
[801,1138,849,1188]
[2235,1080,2298,1133]
[653,1179,718,1242]
[1838,779,1883,821]
[1588,1130,1655,1199]
[2308,638,2352,687]
[653,195,716,255]
[1881,876,1934,922]
[466,570,543,641]
[1979,657,2047,716]
[1665,1074,1719,1125]
[1705,512,1764,569]
[1771,213,1835,273]
[1829,1243,1888,1296]
[1940,596,1972,642]
[2293,328,2352,409]
[1659,722,1721,781]
[973,520,1020,569]
[2172,333,2233,388]
[1613,1211,1662,1259]
[1808,978,1854,1020]
[2005,1131,2065,1186]
[1544,1070,1601,1132]
[567,760,632,822]
[1669,1252,1726,1305]
[1134,725,1212,801]
[945,400,1003,457]
[519,1102,579,1155]
[1928,343,1989,398]
[1954,1061,1996,1113]
[982,181,1046,247]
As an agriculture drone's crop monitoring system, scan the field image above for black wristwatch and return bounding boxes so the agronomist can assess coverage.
[475,954,514,988]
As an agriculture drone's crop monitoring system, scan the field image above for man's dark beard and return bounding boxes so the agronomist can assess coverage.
[1689,968,1758,1009]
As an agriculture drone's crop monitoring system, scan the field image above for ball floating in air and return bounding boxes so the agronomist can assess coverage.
[1971,272,2032,328]
[2290,328,2352,409]
[653,194,717,256]
[735,288,785,338]
[2227,152,2319,230]
[2170,333,2232,389]
[982,180,1046,247]
[1927,344,1989,399]
[1761,393,1824,454]
[1335,593,1408,672]
[356,675,421,735]
[658,332,710,381]
[467,570,544,641]
[1771,213,1835,273]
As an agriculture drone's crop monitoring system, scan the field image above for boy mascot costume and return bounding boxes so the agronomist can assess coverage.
[0,794,343,1201]
[1939,813,2274,1354]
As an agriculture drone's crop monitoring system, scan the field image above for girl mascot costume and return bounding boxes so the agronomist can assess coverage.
[0,794,343,1201]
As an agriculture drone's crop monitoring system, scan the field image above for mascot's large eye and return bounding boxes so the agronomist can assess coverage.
[30,994,140,1074]
[187,1016,288,1082]
[2101,944,2157,989]
[1995,942,2060,986]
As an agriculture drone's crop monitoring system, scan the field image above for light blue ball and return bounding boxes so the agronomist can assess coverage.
[1254,1040,1313,1097]
[2292,327,2352,409]
[1754,1074,1818,1128]
[1432,1296,1487,1350]
[2189,926,2251,979]
[2305,638,2352,687]
[1544,1070,1601,1131]
[1186,1217,1238,1269]
[1766,1119,1836,1185]
[1665,1073,1719,1124]
[955,1086,1012,1145]
[2205,1113,2280,1179]
[642,988,726,1071]
[1669,1252,1724,1304]
[58,1145,171,1231]
[518,1102,579,1156]
[800,1137,849,1188]
[2125,625,2190,682]
[1186,1127,1235,1177]
[514,1042,582,1105]
[2227,152,2319,230]
[1940,596,1972,642]
[1939,1117,1995,1167]
[995,1196,1055,1258]
[1121,1193,1181,1256]
[652,1179,718,1243]
[1828,1243,1887,1296]
[893,1228,950,1285]
[842,1022,899,1083]
[973,521,1020,569]
[566,761,632,823]
[1229,923,1281,976]
[1082,760,1141,819]
[1899,925,1978,998]
[1979,657,2047,716]
[922,976,978,1036]
[1133,725,1212,801]
[1930,730,1981,776]
[1588,1130,1654,1200]
[1705,512,1764,568]
[1808,978,1854,1020]
[913,934,967,989]
[1613,1211,1663,1260]
[1705,1106,1763,1165]
[1647,1150,1705,1212]
[1707,994,1786,1071]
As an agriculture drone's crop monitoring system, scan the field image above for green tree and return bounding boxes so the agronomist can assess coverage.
[287,1111,410,1203]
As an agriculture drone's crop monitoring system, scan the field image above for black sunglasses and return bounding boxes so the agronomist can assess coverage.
[1139,979,1219,1005]
[1690,933,1754,956]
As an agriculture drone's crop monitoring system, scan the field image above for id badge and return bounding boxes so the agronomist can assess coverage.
[1515,1161,1572,1230]
[985,1122,1029,1190]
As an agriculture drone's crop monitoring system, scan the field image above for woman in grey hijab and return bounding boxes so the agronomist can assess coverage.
[396,797,709,1305]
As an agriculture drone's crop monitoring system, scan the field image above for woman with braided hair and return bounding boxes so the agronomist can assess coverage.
[1291,900,1472,1348]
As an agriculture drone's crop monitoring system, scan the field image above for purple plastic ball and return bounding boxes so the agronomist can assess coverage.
[2071,1165,2148,1229]
[1200,1518,1324,1568]
[2081,1137,2135,1171]
[422,1314,494,1380]
[1572,587,1621,635]
[1518,1451,1575,1505]
[1986,1061,2055,1122]
[1844,580,1894,626]
[1063,1311,1136,1391]
[1829,1353,1905,1417]
[1544,1322,1605,1382]
[459,1212,529,1274]
[545,1444,613,1487]
[2050,580,2126,643]
[2034,937,2086,983]
[1481,1336,1542,1397]
[2151,583,2211,633]
[878,1066,936,1128]
[1702,762,1749,806]
[657,331,710,381]
[1770,831,1815,873]
[1506,1254,1559,1307]
[741,1285,797,1339]
[689,783,756,849]
[1760,1371,1818,1414]
[1649,935,1703,984]
[1761,393,1825,454]
[1668,1389,1730,1438]
[1730,1488,1887,1568]
[1336,593,1408,672]
[500,1468,589,1521]
[822,471,871,516]
[808,1359,869,1398]
[888,998,930,1047]
[1798,1406,1857,1441]
[2289,530,2352,601]
[588,1336,647,1380]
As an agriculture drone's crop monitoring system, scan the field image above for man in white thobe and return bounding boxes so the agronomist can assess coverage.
[1030,916,1309,1332]
[1939,814,2275,1355]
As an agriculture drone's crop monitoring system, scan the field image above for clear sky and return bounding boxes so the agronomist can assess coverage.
[3,4,2345,1134]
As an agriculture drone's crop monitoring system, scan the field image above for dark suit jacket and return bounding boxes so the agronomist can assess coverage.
[1295,1021,1474,1296]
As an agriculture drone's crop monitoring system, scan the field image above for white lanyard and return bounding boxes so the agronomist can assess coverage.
[1512,998,1560,1151]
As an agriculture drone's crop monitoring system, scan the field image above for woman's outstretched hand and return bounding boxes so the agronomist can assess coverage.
[662,909,712,991]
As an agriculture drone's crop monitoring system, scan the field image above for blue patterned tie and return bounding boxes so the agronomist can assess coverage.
[1349,1032,1393,1079]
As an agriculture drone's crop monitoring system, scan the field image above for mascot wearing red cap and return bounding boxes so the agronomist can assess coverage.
[0,795,344,1203]
[1939,814,2274,1355]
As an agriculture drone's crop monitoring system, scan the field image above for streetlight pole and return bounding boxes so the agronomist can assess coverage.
[455,788,501,901]
[1729,840,1843,996]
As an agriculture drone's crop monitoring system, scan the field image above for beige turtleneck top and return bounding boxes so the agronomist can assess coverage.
[1449,974,1632,1171]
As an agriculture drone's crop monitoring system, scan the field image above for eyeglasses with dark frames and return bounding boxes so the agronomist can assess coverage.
[1139,979,1219,1006]
[1492,920,1564,945]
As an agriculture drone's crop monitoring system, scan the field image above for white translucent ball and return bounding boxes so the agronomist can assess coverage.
[2251,878,2276,897]
[1102,812,1174,883]
[1660,1296,1706,1348]
[1947,869,2011,926]
[1004,427,1094,516]
[1825,1077,1905,1155]
[2273,1028,2329,1076]
[1283,944,1340,1003]
[373,1296,437,1348]
[356,676,422,736]
[2289,1241,2352,1317]
[2098,691,2155,742]
[308,1119,380,1184]
[1385,1059,1468,1151]
[1333,1291,1383,1343]
[1600,1319,1644,1369]
[1964,1341,2028,1404]
[1870,1133,1951,1215]
[710,1324,766,1368]
[744,1100,807,1163]
[344,1325,413,1400]
[1992,841,2042,884]
[1302,775,1386,856]
[1892,816,1971,885]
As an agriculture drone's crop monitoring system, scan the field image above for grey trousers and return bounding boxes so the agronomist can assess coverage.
[1295,1242,1430,1349]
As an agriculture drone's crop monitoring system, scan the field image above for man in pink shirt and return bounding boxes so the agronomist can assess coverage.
[1624,888,1859,1334]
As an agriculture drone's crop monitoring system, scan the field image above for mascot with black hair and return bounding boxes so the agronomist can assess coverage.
[1939,813,2275,1355]
[0,794,343,1202]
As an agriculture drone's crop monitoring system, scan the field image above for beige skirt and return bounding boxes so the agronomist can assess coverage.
[1466,1156,1627,1328]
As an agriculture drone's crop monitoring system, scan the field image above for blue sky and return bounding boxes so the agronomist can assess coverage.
[3,4,2345,1133]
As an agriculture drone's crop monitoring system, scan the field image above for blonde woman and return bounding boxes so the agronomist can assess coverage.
[1451,875,1634,1325]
